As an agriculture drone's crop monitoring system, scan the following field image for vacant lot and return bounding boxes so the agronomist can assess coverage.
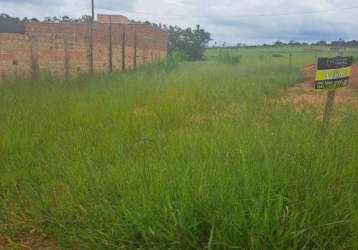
[1,47,358,249]
[284,64,358,105]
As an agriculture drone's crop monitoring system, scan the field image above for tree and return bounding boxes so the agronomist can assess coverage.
[61,16,71,22]
[346,40,358,47]
[43,15,91,23]
[316,40,327,46]
[1,13,39,23]
[331,38,345,47]
[76,15,92,23]
[0,13,20,22]
[289,40,301,46]
[274,40,286,46]
[166,25,211,61]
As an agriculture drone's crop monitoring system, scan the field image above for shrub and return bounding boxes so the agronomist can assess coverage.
[165,50,185,69]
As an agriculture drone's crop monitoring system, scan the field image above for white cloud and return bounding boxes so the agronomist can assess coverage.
[1,0,358,44]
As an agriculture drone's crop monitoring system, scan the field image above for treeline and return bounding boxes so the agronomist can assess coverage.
[0,13,39,22]
[272,39,358,47]
[1,13,154,24]
[214,39,358,49]
[0,13,93,23]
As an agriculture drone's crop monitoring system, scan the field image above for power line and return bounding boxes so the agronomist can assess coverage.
[119,5,358,19]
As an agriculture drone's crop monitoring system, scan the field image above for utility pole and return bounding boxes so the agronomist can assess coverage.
[91,0,94,21]
[89,0,94,74]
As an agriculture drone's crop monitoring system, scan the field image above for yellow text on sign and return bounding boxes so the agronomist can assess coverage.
[315,66,352,81]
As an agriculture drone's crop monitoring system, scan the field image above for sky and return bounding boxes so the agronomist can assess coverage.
[1,0,358,45]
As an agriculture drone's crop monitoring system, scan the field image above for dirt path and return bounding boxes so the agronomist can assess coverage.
[283,64,358,105]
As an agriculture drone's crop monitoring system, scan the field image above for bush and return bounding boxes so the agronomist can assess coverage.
[165,50,185,69]
[167,25,212,61]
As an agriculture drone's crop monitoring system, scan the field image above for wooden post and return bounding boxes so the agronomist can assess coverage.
[122,25,126,71]
[288,52,292,82]
[64,38,70,79]
[108,16,113,73]
[322,90,336,132]
[314,50,318,63]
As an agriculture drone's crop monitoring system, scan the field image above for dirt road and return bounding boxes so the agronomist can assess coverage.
[284,64,358,105]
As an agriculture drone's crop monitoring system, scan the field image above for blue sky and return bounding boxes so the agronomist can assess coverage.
[1,0,358,45]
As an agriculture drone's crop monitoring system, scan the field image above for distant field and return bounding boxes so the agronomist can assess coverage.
[1,46,358,249]
[206,45,358,67]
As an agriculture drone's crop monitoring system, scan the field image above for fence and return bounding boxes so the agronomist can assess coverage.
[0,21,168,79]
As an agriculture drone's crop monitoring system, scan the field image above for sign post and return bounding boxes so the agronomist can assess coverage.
[315,56,353,131]
[321,90,336,132]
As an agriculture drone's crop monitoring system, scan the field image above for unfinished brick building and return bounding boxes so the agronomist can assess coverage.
[0,14,168,78]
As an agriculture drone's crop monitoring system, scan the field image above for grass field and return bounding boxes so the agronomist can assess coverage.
[1,47,358,249]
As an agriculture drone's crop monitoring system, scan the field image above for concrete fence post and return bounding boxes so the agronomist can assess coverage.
[108,17,113,73]
[31,35,39,79]
[89,21,94,74]
[134,25,137,69]
[64,38,70,79]
[122,25,126,71]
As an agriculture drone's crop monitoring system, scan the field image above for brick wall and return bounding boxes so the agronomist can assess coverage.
[98,14,129,24]
[0,33,32,78]
[0,22,167,79]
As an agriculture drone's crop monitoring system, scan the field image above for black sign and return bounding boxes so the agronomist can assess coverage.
[315,56,353,90]
[317,57,353,70]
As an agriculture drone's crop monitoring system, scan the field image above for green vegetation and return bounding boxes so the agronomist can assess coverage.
[1,47,358,249]
[166,25,212,61]
[216,50,241,64]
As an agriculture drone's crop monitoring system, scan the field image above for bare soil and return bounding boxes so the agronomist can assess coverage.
[283,64,358,105]
[0,234,59,250]
[0,235,7,250]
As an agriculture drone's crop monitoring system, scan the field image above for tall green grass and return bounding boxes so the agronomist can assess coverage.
[1,49,358,249]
